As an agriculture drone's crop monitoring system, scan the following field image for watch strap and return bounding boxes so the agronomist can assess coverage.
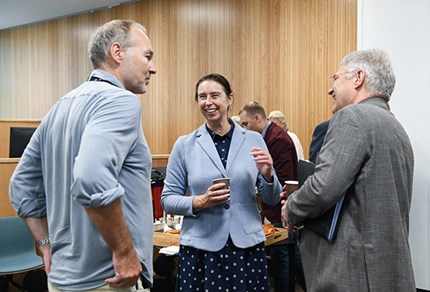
[37,236,50,247]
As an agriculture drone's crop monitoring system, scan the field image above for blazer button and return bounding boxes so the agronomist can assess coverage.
[224,204,230,210]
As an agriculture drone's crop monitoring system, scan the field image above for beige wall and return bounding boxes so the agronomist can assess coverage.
[0,0,357,158]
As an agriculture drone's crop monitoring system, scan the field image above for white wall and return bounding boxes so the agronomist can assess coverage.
[358,0,430,289]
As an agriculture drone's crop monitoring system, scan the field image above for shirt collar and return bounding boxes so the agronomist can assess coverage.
[88,69,125,89]
[206,122,235,141]
[261,121,271,138]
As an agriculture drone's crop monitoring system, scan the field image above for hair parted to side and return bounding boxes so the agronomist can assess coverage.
[195,73,233,101]
[268,110,288,131]
[241,101,267,119]
[341,48,395,101]
[88,19,147,69]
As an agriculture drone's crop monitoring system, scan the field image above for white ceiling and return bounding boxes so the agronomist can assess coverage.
[0,0,138,30]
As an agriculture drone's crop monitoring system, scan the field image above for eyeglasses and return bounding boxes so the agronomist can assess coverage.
[329,71,351,85]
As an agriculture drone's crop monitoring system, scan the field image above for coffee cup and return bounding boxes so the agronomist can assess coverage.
[212,178,230,189]
[284,180,298,197]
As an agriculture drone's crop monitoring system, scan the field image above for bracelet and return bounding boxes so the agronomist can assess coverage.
[37,236,50,247]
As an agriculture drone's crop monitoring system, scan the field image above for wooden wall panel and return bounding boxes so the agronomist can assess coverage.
[0,156,172,218]
[0,119,41,157]
[0,159,19,217]
[0,0,357,158]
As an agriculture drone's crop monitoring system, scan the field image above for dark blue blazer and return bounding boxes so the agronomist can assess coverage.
[309,120,330,164]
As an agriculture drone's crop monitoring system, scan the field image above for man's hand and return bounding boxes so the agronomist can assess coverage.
[39,244,51,273]
[105,248,142,288]
[85,200,141,288]
[22,217,51,272]
[280,192,295,232]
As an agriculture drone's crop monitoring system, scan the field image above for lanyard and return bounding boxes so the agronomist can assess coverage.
[88,76,119,88]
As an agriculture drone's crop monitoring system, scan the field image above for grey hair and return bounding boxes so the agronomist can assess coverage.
[341,49,395,101]
[268,110,288,131]
[88,19,147,69]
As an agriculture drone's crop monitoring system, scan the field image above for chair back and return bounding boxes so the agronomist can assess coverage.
[0,216,35,258]
[0,216,43,274]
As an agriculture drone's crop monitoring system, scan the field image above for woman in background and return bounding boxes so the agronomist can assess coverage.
[161,73,282,291]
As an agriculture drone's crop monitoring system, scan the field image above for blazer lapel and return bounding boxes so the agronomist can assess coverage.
[196,124,227,176]
[226,126,246,173]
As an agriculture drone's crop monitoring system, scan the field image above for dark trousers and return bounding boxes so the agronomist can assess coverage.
[267,226,306,292]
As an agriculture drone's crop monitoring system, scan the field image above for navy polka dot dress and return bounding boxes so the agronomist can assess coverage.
[175,238,270,291]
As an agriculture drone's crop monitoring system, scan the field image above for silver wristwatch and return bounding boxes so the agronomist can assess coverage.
[37,236,50,247]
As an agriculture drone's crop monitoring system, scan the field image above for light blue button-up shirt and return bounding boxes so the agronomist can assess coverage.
[9,69,154,290]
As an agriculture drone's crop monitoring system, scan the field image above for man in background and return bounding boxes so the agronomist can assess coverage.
[268,110,304,161]
[308,119,329,164]
[282,49,415,291]
[239,101,306,292]
[9,19,157,291]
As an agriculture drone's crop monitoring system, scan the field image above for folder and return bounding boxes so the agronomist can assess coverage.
[297,159,345,243]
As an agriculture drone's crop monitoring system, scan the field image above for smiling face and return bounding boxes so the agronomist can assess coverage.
[118,26,157,94]
[196,80,232,125]
[327,66,357,114]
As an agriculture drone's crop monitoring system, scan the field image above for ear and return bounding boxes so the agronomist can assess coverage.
[110,42,123,64]
[227,93,233,108]
[353,69,365,89]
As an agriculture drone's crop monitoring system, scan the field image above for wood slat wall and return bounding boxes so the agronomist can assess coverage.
[0,0,357,158]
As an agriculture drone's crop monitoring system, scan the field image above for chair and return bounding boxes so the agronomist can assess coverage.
[0,216,44,291]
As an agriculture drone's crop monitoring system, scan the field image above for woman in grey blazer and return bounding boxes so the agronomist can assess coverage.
[161,73,282,291]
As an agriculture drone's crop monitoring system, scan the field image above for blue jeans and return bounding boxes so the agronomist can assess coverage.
[267,225,306,292]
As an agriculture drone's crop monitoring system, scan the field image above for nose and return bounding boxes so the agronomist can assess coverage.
[149,61,157,74]
[328,87,334,96]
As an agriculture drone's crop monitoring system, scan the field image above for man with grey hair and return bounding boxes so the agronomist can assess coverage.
[268,110,304,160]
[9,20,157,291]
[281,49,415,291]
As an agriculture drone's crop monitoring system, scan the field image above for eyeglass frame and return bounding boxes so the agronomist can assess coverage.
[329,71,354,85]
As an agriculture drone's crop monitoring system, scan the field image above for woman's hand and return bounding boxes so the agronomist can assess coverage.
[192,183,230,212]
[251,147,274,182]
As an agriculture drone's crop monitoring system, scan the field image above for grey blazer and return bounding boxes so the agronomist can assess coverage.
[287,98,415,291]
[161,122,282,252]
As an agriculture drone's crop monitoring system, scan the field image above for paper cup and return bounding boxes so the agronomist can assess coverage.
[212,178,230,189]
[284,180,299,196]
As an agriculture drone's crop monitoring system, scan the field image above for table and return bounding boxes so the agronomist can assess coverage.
[153,232,180,248]
[153,228,295,291]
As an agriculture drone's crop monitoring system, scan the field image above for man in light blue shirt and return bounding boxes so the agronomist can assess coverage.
[9,19,157,291]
